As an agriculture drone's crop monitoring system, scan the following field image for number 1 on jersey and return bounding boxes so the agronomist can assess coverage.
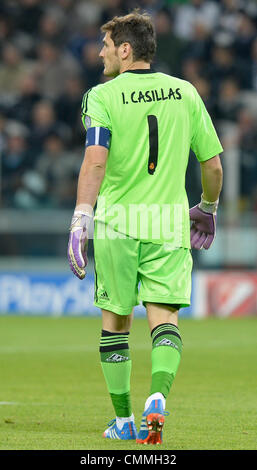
[147,115,158,175]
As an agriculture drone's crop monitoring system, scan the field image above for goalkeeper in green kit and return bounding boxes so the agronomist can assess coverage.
[67,10,223,444]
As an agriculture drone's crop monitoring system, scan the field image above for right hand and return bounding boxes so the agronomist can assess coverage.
[67,212,93,279]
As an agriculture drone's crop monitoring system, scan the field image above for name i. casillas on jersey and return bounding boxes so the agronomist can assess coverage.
[121,87,182,104]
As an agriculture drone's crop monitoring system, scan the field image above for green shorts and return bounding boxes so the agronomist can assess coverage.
[93,225,193,315]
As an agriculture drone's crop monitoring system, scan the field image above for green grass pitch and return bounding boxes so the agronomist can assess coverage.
[0,315,256,450]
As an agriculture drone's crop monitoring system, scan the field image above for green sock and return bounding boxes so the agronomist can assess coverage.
[150,323,182,398]
[100,330,132,417]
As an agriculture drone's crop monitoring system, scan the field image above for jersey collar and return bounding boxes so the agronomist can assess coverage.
[122,68,156,74]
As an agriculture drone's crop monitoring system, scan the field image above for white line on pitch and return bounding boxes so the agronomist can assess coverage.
[0,402,19,405]
[0,401,59,406]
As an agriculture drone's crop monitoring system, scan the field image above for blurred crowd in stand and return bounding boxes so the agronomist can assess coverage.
[0,0,257,212]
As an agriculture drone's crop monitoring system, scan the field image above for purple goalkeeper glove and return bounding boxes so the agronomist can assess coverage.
[189,196,218,250]
[67,211,93,279]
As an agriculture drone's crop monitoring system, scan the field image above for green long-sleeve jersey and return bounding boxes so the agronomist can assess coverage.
[81,69,223,247]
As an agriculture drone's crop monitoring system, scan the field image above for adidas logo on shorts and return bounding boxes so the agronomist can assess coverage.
[106,353,129,362]
[100,291,109,300]
[156,338,178,349]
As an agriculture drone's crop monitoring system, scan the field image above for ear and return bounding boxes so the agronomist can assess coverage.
[119,42,132,60]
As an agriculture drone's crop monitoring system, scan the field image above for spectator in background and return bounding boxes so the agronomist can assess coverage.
[191,76,217,118]
[0,12,14,45]
[0,43,35,102]
[0,110,7,155]
[249,37,257,91]
[67,10,100,64]
[188,21,213,61]
[136,0,161,16]
[234,12,256,62]
[1,124,32,207]
[38,9,67,47]
[206,42,246,94]
[215,78,242,122]
[66,0,107,64]
[173,0,220,41]
[218,0,241,39]
[34,132,80,208]
[100,0,128,25]
[154,8,188,76]
[0,13,35,59]
[9,73,42,127]
[81,41,103,88]
[74,0,101,33]
[238,108,257,210]
[181,56,203,83]
[55,75,84,146]
[17,0,44,37]
[55,0,77,16]
[29,100,70,155]
[34,40,81,99]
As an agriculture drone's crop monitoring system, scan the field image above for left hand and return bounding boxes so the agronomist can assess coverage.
[67,212,92,279]
[189,205,216,250]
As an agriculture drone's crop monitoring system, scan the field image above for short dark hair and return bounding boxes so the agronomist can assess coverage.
[101,10,156,63]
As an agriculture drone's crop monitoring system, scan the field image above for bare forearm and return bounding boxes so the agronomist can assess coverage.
[200,156,223,202]
[76,160,105,211]
[75,146,107,213]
